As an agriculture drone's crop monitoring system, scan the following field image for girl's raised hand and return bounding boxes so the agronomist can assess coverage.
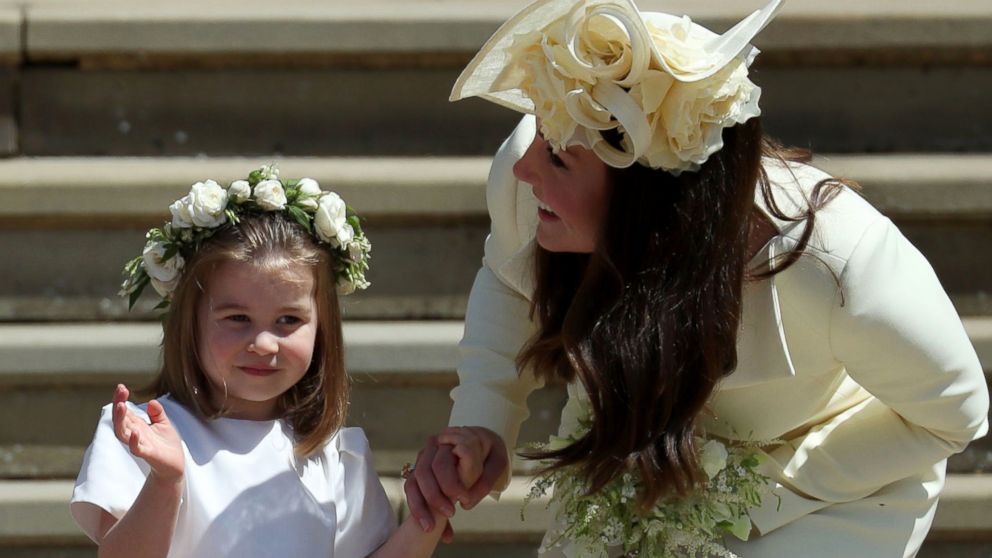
[111,384,185,483]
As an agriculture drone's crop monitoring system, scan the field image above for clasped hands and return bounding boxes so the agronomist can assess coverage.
[403,426,509,543]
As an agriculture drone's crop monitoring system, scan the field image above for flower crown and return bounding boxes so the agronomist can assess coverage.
[119,165,371,310]
[450,0,783,174]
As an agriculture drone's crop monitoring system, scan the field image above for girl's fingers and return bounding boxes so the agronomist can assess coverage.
[449,437,483,461]
[437,433,475,454]
[468,426,495,456]
[456,459,483,488]
[128,429,142,457]
[112,384,129,406]
[437,429,483,450]
[146,399,171,427]
[113,403,132,445]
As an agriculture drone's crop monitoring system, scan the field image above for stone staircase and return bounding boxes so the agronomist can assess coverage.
[0,1,990,556]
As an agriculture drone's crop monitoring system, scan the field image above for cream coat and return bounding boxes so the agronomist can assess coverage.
[448,116,989,556]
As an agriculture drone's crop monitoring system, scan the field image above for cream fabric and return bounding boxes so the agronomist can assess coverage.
[449,0,783,173]
[72,395,396,558]
[448,115,989,556]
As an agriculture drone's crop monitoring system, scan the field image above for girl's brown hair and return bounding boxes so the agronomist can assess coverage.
[518,117,851,510]
[148,211,348,459]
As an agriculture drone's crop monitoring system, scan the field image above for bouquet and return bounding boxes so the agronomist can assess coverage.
[525,413,770,558]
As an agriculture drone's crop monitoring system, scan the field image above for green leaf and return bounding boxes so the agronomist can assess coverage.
[128,274,150,310]
[287,205,312,232]
[225,208,239,224]
[153,298,170,310]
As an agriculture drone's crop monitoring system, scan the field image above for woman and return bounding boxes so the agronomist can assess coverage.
[405,0,989,555]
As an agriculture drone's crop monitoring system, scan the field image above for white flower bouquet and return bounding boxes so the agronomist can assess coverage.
[525,417,770,558]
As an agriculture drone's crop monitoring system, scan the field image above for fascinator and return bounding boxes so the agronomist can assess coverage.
[450,0,784,174]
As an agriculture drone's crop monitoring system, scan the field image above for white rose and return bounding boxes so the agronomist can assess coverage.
[296,177,321,210]
[502,4,656,162]
[335,223,355,248]
[314,192,347,243]
[254,179,287,210]
[505,33,579,150]
[646,17,712,79]
[169,196,195,228]
[228,180,251,203]
[186,180,228,228]
[699,439,729,480]
[142,240,184,297]
[150,276,180,298]
[548,5,651,87]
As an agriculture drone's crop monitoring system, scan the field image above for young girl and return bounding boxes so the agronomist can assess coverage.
[71,167,479,557]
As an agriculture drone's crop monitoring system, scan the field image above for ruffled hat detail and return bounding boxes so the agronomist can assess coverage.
[450,0,784,174]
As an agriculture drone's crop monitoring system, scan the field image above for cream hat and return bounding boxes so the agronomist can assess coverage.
[450,0,784,174]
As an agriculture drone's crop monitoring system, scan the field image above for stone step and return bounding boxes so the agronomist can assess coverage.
[0,318,989,478]
[21,0,992,61]
[0,1,985,156]
[1,473,990,556]
[12,64,992,157]
[1,155,990,321]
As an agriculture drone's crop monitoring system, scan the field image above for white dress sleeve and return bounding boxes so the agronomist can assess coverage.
[70,402,151,542]
[762,217,989,505]
[329,427,398,558]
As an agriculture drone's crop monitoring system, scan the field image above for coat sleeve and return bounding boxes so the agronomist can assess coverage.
[762,216,989,507]
[448,116,543,490]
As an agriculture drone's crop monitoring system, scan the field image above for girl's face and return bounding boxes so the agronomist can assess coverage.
[196,259,318,420]
[512,130,611,254]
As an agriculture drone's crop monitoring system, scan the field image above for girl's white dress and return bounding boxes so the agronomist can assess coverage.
[71,395,396,558]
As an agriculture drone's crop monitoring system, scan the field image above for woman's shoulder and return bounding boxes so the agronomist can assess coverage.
[760,157,892,271]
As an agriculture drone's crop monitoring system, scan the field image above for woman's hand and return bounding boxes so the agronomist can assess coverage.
[403,426,508,541]
[112,384,184,483]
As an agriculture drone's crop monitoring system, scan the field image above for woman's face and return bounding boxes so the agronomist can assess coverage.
[512,130,611,254]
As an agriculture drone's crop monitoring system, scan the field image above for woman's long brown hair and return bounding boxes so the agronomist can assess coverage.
[517,117,852,510]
